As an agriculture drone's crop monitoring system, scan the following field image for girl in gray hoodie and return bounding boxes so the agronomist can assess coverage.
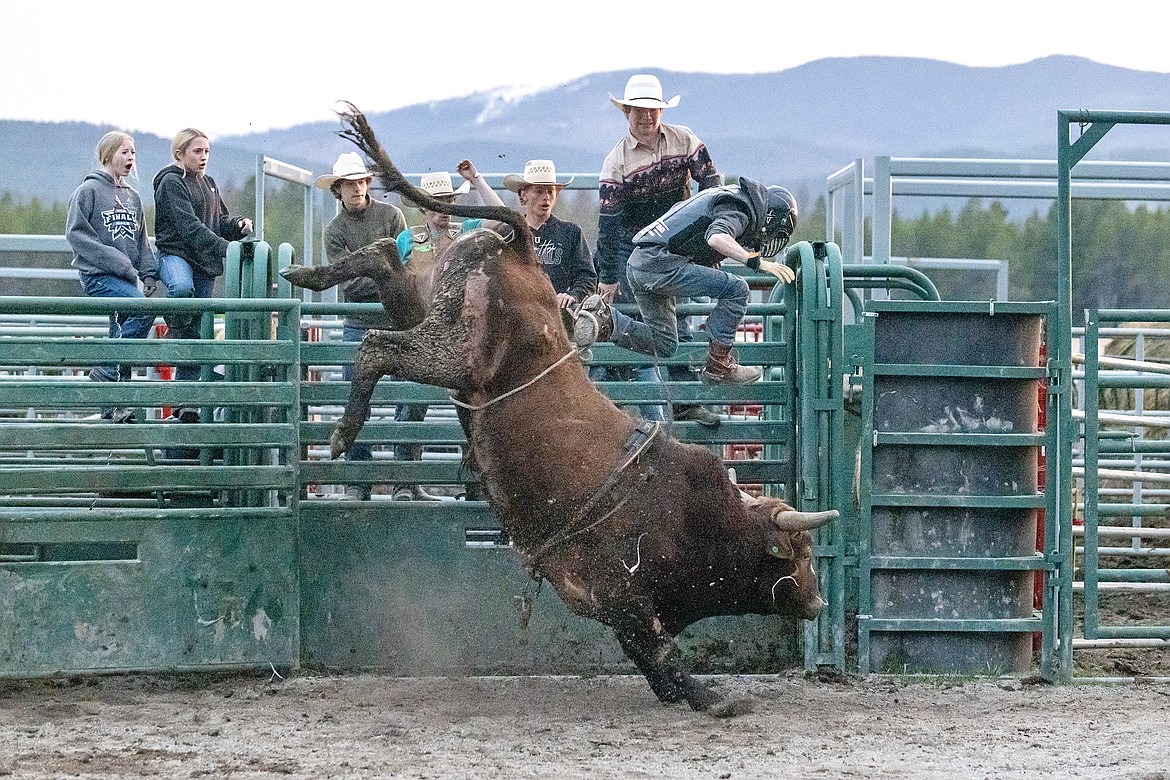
[65,131,159,421]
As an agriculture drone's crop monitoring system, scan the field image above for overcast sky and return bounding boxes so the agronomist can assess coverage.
[2,0,1168,138]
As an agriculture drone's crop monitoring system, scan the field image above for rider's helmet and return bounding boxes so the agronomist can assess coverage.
[761,186,798,257]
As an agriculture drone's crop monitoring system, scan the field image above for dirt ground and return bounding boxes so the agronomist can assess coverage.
[2,670,1169,780]
[3,513,1168,780]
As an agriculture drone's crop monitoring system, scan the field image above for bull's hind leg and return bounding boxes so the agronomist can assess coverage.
[280,237,400,292]
[454,405,486,501]
[609,612,722,713]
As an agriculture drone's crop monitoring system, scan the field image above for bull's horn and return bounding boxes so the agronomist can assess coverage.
[771,508,839,531]
[728,467,756,502]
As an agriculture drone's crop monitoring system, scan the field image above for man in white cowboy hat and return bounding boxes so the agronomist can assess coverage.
[317,152,409,500]
[592,74,723,427]
[503,160,596,311]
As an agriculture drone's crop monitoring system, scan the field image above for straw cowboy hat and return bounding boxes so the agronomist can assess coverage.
[400,171,471,207]
[315,152,374,190]
[608,74,681,110]
[417,171,471,199]
[503,160,574,193]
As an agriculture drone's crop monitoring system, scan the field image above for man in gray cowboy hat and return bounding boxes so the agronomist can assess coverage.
[503,160,596,312]
[591,74,723,427]
[317,152,408,501]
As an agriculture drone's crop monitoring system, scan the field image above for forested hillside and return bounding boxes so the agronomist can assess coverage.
[5,55,1170,307]
[4,55,1170,206]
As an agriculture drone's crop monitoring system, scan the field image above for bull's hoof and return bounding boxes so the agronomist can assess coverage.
[279,264,329,291]
[330,428,355,460]
[704,695,757,719]
[685,683,725,713]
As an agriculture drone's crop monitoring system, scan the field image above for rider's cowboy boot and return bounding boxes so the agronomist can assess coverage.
[572,294,614,348]
[702,342,762,385]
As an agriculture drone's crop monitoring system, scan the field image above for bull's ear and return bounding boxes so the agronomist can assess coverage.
[461,268,508,386]
[764,527,794,559]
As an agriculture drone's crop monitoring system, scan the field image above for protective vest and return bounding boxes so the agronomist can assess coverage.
[632,178,768,265]
[408,224,462,258]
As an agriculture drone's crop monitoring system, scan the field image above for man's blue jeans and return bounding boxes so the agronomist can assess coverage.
[158,254,216,382]
[589,265,668,422]
[614,252,750,357]
[78,271,155,382]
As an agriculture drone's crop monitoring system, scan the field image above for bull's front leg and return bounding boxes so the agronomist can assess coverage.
[608,609,727,714]
[331,347,382,460]
[330,323,472,459]
[280,238,400,292]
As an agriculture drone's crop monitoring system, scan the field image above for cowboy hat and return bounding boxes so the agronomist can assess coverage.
[608,74,681,110]
[417,171,471,199]
[399,171,472,209]
[502,160,574,193]
[315,152,374,190]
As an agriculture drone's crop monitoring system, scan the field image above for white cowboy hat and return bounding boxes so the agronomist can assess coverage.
[315,152,374,190]
[417,171,471,198]
[502,160,574,193]
[608,74,681,110]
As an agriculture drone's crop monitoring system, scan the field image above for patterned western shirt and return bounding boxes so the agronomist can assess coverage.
[595,122,720,290]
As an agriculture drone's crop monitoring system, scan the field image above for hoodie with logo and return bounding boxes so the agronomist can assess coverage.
[65,169,157,283]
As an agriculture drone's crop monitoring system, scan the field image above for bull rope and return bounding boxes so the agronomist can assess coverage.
[448,348,581,412]
[526,419,664,574]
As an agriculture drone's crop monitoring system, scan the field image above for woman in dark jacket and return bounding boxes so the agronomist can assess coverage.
[152,128,252,420]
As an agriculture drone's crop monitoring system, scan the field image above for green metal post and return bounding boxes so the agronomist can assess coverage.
[1052,110,1170,680]
[789,241,847,670]
[1082,311,1101,640]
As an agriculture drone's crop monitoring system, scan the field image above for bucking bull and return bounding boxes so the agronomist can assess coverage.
[283,104,838,715]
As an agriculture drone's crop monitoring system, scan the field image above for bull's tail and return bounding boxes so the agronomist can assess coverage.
[336,103,531,248]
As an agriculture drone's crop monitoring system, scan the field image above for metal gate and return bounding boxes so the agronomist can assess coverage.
[0,247,302,675]
[1075,311,1170,665]
[1053,110,1170,677]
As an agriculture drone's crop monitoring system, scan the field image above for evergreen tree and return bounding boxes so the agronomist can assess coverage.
[5,189,1170,309]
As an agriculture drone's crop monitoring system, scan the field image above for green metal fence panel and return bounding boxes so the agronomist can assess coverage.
[0,276,301,676]
[1079,309,1170,646]
[856,300,1059,677]
[1,513,297,676]
[298,501,806,674]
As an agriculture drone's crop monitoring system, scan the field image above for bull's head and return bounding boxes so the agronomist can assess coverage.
[752,498,837,620]
[763,526,824,620]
